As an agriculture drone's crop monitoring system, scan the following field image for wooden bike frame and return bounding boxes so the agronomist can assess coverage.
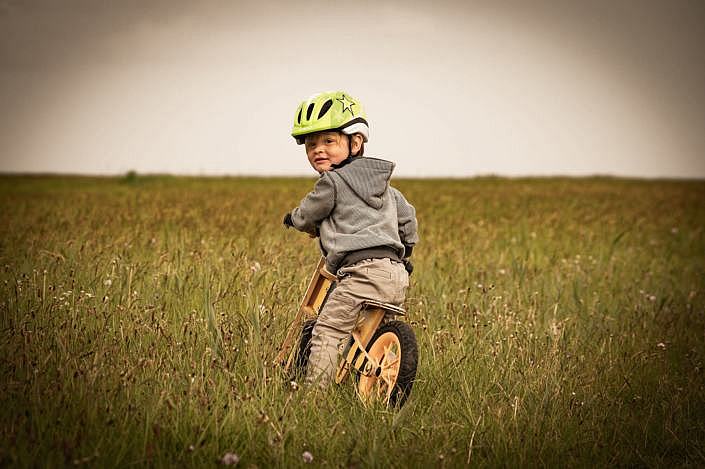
[335,300,405,384]
[276,257,406,383]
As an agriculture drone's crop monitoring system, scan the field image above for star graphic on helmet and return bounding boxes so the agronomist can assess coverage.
[336,94,356,116]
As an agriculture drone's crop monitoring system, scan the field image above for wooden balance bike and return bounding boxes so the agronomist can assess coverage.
[275,258,418,407]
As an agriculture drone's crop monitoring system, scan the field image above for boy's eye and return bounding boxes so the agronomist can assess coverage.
[325,138,336,144]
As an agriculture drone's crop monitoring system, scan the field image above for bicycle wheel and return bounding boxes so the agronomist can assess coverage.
[292,319,316,379]
[357,320,417,407]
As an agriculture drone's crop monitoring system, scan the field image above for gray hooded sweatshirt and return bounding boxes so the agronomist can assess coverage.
[290,157,419,273]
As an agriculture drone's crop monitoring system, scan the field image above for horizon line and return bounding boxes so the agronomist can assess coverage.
[1,170,703,183]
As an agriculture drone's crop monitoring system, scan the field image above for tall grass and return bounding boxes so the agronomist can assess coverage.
[1,175,703,467]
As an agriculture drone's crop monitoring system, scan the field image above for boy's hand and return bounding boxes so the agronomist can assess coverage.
[403,258,414,276]
[283,213,294,228]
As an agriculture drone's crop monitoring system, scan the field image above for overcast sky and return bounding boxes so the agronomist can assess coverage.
[1,0,704,178]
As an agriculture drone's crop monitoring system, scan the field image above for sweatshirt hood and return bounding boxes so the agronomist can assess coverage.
[333,157,394,209]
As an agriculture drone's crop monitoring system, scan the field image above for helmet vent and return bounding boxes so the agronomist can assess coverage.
[306,103,315,120]
[297,106,303,124]
[318,99,333,119]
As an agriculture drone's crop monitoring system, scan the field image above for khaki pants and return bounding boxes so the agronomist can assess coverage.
[305,258,409,388]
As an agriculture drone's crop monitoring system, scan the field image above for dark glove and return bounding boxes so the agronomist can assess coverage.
[403,258,413,276]
[283,213,294,228]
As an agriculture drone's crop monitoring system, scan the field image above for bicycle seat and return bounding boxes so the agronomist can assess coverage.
[361,299,406,316]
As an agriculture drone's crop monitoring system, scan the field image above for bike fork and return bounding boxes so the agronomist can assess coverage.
[334,306,387,384]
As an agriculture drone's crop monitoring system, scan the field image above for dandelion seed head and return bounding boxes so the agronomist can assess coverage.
[220,452,240,465]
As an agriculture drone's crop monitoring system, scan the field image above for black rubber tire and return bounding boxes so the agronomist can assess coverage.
[361,320,418,408]
[292,319,316,379]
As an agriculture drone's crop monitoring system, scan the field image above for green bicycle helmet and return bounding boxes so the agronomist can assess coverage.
[291,91,369,144]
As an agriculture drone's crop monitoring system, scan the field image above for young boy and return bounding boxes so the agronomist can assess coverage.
[283,91,418,388]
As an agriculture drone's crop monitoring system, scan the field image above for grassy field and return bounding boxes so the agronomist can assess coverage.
[1,174,704,467]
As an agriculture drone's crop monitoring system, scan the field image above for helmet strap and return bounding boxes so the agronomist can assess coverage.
[345,132,363,157]
[331,154,358,170]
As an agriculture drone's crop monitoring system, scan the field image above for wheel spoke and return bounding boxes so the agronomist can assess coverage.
[385,381,394,402]
[382,355,399,369]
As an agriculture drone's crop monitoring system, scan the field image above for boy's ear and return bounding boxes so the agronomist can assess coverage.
[350,133,364,156]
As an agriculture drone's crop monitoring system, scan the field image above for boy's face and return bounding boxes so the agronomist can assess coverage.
[304,131,350,173]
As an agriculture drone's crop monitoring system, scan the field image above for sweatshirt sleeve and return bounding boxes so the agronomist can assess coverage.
[290,173,336,235]
[390,186,419,251]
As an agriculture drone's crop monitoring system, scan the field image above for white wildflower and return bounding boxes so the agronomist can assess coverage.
[220,452,240,465]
